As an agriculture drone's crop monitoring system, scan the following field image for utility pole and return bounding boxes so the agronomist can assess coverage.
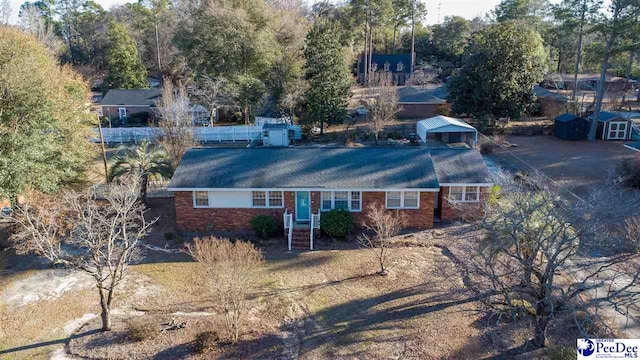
[411,0,415,68]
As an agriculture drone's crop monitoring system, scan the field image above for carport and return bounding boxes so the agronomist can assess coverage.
[417,116,478,147]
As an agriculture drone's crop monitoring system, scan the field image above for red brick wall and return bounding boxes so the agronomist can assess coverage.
[102,106,155,121]
[397,103,448,119]
[439,186,488,222]
[175,190,436,232]
[175,191,295,232]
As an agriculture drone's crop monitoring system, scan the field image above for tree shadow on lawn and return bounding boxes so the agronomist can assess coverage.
[0,329,100,356]
[242,280,493,358]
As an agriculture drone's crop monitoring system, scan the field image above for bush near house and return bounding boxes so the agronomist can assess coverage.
[250,215,278,239]
[320,209,353,239]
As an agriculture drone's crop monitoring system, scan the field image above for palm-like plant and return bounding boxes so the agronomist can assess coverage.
[108,141,173,201]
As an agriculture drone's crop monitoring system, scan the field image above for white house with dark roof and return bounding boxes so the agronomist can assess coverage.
[168,147,492,249]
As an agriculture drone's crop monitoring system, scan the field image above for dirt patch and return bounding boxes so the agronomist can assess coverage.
[1,269,93,308]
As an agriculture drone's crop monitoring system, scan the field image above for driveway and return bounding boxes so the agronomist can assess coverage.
[490,135,637,197]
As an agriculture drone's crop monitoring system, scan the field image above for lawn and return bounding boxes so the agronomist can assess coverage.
[0,225,584,359]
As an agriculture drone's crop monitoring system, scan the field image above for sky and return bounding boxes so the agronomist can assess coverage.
[7,0,503,25]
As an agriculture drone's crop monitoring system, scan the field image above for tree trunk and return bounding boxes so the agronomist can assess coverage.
[392,25,397,53]
[141,173,149,204]
[533,302,549,348]
[154,11,162,73]
[99,289,111,331]
[622,47,634,104]
[572,2,586,101]
[588,36,613,140]
[410,0,415,61]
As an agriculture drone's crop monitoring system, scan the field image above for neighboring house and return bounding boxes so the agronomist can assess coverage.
[396,86,448,119]
[168,147,492,249]
[554,113,589,141]
[357,53,414,85]
[417,116,477,148]
[587,111,635,141]
[101,89,162,124]
[101,89,211,126]
[554,74,633,92]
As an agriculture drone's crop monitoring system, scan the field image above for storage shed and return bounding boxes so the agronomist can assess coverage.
[587,112,635,141]
[554,113,589,140]
[262,123,292,147]
[417,116,478,147]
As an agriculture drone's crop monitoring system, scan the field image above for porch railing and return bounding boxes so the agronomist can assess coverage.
[283,210,293,251]
[310,211,321,251]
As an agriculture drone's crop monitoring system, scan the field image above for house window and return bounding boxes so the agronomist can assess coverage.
[334,191,349,209]
[252,191,267,207]
[321,191,332,211]
[397,62,404,72]
[351,192,361,211]
[269,191,283,207]
[385,191,420,209]
[118,107,127,120]
[383,62,390,72]
[404,191,419,208]
[321,191,362,212]
[386,191,402,208]
[252,190,283,207]
[193,191,209,207]
[448,186,480,203]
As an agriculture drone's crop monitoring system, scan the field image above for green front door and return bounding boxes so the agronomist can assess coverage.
[296,191,310,222]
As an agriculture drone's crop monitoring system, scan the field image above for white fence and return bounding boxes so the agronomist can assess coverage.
[94,125,302,144]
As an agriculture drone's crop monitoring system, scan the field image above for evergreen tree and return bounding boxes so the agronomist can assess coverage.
[448,22,547,124]
[0,26,94,201]
[303,19,351,133]
[104,22,148,89]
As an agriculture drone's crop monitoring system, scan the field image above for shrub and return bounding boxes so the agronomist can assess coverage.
[126,317,157,342]
[195,331,220,353]
[164,232,175,241]
[435,103,450,116]
[126,111,151,126]
[617,155,640,189]
[320,209,353,239]
[250,215,278,239]
[479,141,494,155]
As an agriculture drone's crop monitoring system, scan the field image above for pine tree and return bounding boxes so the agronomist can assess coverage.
[104,22,148,89]
[303,19,351,134]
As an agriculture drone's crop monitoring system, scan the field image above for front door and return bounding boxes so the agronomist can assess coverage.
[296,191,310,222]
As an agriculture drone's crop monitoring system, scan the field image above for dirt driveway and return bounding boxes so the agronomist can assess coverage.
[490,135,637,197]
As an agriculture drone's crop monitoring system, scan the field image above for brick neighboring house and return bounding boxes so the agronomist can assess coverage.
[168,147,492,249]
[357,53,414,85]
[100,89,162,124]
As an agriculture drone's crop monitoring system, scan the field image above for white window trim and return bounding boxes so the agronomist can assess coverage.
[321,191,362,212]
[447,186,480,203]
[118,107,127,119]
[192,191,210,208]
[385,191,420,209]
[252,190,285,208]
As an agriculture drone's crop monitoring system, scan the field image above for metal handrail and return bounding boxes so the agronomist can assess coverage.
[284,210,293,251]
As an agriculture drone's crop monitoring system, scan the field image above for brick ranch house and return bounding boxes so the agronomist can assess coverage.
[168,147,492,249]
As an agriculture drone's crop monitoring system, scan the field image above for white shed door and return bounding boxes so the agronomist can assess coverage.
[269,130,285,146]
[608,121,628,140]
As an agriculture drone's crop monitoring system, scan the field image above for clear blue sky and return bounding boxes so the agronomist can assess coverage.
[8,0,504,25]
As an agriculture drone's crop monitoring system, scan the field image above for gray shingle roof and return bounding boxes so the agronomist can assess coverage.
[168,148,441,190]
[397,86,447,104]
[430,149,492,185]
[101,89,162,106]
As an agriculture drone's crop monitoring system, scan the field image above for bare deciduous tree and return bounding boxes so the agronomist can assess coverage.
[65,176,156,331]
[468,171,640,348]
[364,73,400,145]
[155,80,199,167]
[193,75,234,125]
[9,192,65,264]
[188,237,264,343]
[358,202,407,275]
[19,5,64,55]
